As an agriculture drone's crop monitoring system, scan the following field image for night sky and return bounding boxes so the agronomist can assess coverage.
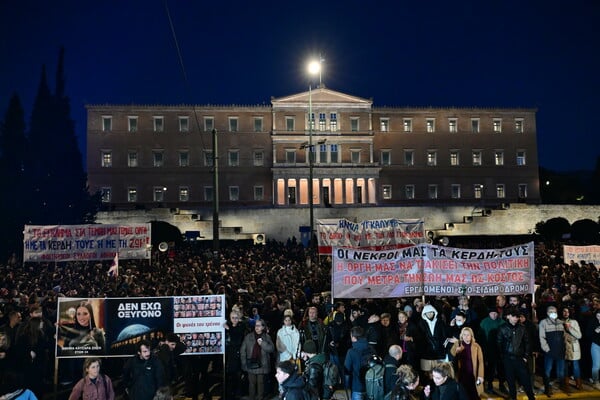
[1,0,598,171]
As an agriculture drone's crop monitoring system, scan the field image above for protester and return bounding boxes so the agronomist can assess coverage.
[240,318,275,400]
[68,357,115,400]
[450,327,484,400]
[122,340,166,400]
[422,361,468,400]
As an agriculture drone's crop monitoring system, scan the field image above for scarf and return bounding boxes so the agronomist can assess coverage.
[251,332,262,360]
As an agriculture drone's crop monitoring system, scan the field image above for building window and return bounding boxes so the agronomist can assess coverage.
[450,151,460,166]
[204,150,213,167]
[153,151,164,167]
[179,117,189,132]
[128,116,138,132]
[254,117,263,132]
[350,117,359,132]
[330,144,339,163]
[307,112,315,130]
[229,186,239,201]
[228,117,238,132]
[128,151,138,167]
[448,118,457,133]
[518,183,528,198]
[101,151,112,167]
[179,151,189,167]
[380,118,390,132]
[474,184,483,199]
[471,118,479,133]
[451,184,461,199]
[228,150,239,166]
[204,187,213,201]
[204,117,214,132]
[319,144,327,163]
[285,116,295,131]
[472,151,482,166]
[102,116,112,132]
[405,185,415,199]
[494,150,504,166]
[153,116,164,132]
[101,187,111,203]
[496,184,506,198]
[426,119,435,133]
[253,150,264,166]
[515,119,524,133]
[351,150,360,164]
[428,185,438,199]
[319,113,326,131]
[153,187,166,202]
[404,150,414,166]
[285,149,296,164]
[254,186,264,201]
[427,150,437,166]
[330,113,337,131]
[493,118,502,133]
[127,187,137,202]
[179,187,189,202]
[382,185,392,199]
[516,150,526,165]
[381,150,391,166]
[403,118,412,133]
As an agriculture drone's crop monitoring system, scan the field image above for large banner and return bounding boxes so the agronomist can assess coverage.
[563,245,600,268]
[56,295,225,358]
[24,224,151,262]
[317,218,425,254]
[332,242,535,298]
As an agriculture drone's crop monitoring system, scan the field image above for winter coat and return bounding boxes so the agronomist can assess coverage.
[424,377,468,400]
[240,331,275,375]
[122,355,165,400]
[277,325,301,362]
[417,305,448,360]
[281,372,307,400]
[539,317,565,359]
[344,337,373,392]
[497,322,530,359]
[451,340,484,397]
[68,374,115,400]
[564,318,582,361]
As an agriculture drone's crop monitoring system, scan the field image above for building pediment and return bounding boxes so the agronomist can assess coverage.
[272,87,372,110]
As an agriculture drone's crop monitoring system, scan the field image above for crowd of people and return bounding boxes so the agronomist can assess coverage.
[0,236,599,400]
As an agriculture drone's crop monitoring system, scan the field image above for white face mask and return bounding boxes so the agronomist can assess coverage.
[548,312,558,320]
[456,321,464,327]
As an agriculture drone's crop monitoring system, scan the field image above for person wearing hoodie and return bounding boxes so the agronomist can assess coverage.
[344,326,375,400]
[539,305,566,396]
[417,304,450,382]
[275,360,307,400]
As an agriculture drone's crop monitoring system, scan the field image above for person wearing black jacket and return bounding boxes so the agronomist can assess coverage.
[496,307,535,400]
[122,340,166,400]
[275,360,307,400]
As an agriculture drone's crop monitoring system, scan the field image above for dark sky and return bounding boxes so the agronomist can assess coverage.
[1,0,598,171]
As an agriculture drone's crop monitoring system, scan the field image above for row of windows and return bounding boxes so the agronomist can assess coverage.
[99,114,526,135]
[101,115,265,133]
[381,183,529,200]
[378,117,524,134]
[101,182,528,204]
[101,147,527,168]
[101,186,264,203]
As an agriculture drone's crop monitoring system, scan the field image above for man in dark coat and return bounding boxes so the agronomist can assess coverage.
[123,339,166,400]
[416,304,449,381]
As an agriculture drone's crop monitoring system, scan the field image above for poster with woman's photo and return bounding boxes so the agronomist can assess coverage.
[56,298,107,357]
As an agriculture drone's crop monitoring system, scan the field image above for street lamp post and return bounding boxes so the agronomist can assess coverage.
[307,60,321,249]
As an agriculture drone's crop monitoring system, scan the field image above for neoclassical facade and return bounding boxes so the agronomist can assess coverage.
[87,87,540,210]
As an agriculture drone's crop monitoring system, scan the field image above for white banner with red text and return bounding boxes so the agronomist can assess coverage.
[23,224,151,262]
[563,245,600,268]
[317,218,425,255]
[332,242,535,298]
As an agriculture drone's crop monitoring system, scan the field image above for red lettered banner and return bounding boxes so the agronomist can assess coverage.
[23,224,151,261]
[332,242,534,298]
[563,245,600,268]
[317,218,425,255]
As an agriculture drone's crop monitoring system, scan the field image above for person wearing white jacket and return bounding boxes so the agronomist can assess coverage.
[562,307,583,391]
[276,312,301,362]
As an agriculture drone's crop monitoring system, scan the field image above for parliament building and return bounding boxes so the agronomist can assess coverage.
[87,87,540,212]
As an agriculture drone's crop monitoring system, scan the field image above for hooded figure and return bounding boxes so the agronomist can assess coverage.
[416,304,449,374]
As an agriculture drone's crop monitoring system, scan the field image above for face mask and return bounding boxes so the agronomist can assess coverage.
[549,312,558,320]
[456,321,464,327]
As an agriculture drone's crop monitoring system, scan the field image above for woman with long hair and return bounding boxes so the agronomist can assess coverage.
[450,327,484,400]
[276,312,300,362]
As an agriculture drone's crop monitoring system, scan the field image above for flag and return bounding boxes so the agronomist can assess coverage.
[108,253,119,277]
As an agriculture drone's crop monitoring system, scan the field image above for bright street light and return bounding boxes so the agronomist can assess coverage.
[306,58,321,251]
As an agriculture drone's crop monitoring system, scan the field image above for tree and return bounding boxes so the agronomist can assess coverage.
[535,217,571,241]
[571,219,600,244]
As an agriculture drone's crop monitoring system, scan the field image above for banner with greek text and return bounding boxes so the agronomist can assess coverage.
[56,295,225,358]
[23,224,151,262]
[332,242,534,298]
[563,245,600,268]
[317,218,425,254]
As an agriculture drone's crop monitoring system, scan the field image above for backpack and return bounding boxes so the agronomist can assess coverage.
[365,357,385,400]
[301,382,320,400]
[322,360,341,389]
[359,347,377,384]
